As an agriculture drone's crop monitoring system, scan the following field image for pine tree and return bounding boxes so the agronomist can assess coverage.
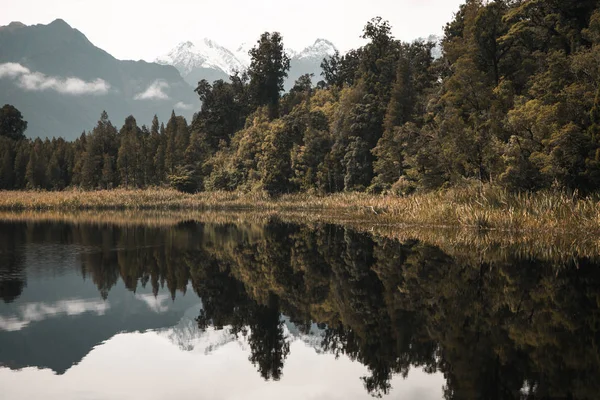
[0,138,15,189]
[248,32,291,119]
[25,140,47,189]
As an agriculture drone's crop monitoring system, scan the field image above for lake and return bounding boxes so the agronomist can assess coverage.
[0,217,599,399]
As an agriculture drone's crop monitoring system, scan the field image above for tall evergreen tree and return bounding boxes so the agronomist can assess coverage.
[248,32,291,119]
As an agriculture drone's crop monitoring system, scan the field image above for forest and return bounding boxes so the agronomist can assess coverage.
[2,0,600,196]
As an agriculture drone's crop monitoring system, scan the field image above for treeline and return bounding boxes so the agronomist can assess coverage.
[0,106,190,190]
[3,1,600,194]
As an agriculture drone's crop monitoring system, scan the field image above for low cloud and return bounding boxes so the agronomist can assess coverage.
[0,62,110,95]
[174,101,194,110]
[0,62,29,78]
[134,80,170,100]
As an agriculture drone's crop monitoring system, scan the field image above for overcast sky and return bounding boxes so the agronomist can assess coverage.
[1,0,464,61]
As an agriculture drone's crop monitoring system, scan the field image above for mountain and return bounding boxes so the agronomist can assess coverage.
[162,308,326,356]
[157,38,338,91]
[0,19,199,140]
[156,39,247,88]
[287,39,338,89]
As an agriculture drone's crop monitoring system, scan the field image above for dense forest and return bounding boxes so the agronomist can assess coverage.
[2,0,600,195]
[2,219,600,398]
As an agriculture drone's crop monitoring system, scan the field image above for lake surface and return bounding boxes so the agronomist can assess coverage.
[0,218,599,399]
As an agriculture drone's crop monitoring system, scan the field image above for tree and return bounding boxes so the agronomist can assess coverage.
[25,139,47,189]
[117,116,142,188]
[0,138,15,189]
[100,154,116,189]
[248,32,291,119]
[0,104,27,140]
[81,112,118,189]
[13,140,30,189]
[193,73,250,151]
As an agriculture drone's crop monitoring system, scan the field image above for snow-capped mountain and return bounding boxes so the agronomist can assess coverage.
[157,38,339,90]
[297,39,338,60]
[234,42,253,67]
[287,39,339,89]
[156,39,248,87]
[161,306,326,355]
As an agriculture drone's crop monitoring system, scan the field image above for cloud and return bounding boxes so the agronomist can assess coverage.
[0,299,110,332]
[134,79,170,100]
[0,62,29,78]
[174,101,194,110]
[0,62,110,95]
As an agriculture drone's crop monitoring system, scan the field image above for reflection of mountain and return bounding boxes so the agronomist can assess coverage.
[161,305,240,353]
[161,307,325,355]
[0,246,198,373]
[0,219,599,399]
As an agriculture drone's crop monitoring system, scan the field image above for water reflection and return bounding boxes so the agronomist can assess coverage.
[0,219,599,399]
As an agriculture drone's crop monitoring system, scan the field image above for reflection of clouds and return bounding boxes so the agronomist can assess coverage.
[0,316,28,332]
[0,299,109,332]
[136,293,170,313]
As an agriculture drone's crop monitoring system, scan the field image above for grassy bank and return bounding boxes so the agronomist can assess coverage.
[0,186,599,233]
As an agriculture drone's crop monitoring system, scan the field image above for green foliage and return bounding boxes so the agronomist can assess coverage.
[0,104,27,140]
[168,165,198,193]
[248,32,291,119]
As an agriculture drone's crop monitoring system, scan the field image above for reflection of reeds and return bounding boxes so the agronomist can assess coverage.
[0,185,599,232]
[0,205,599,263]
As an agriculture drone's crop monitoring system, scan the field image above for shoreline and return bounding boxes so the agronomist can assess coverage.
[1,206,599,263]
[0,186,599,234]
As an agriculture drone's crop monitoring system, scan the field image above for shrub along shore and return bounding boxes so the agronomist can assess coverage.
[0,186,599,234]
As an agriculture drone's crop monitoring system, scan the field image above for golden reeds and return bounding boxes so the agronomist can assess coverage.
[0,186,599,235]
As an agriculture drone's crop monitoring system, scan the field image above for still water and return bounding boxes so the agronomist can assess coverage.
[0,219,599,399]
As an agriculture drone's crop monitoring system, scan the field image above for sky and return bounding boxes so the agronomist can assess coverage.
[1,0,464,61]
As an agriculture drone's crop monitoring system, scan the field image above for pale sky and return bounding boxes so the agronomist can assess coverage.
[1,0,464,61]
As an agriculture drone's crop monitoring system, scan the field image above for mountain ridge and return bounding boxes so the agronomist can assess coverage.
[156,37,340,89]
[0,19,199,139]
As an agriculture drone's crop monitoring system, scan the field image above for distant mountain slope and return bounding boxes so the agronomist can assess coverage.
[287,39,338,89]
[0,19,199,140]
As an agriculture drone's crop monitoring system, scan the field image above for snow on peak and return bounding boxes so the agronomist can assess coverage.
[157,38,341,79]
[156,38,248,77]
[297,39,338,60]
[234,42,253,67]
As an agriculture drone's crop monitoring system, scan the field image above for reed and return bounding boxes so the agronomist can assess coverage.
[0,186,599,234]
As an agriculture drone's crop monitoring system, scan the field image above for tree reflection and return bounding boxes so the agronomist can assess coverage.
[2,218,600,398]
[0,222,27,303]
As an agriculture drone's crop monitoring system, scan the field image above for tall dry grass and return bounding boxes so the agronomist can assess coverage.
[0,186,599,234]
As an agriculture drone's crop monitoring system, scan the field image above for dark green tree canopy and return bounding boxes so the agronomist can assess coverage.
[0,104,27,140]
[248,32,291,118]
